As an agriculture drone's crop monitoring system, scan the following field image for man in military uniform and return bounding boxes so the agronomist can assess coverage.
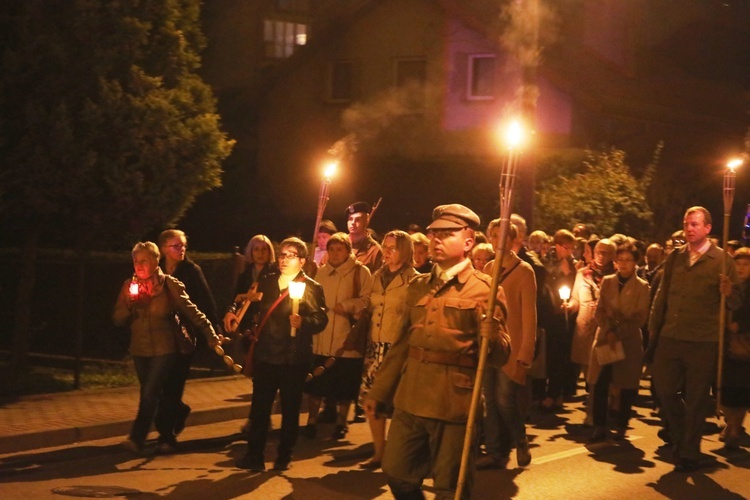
[364,204,508,499]
[346,201,383,272]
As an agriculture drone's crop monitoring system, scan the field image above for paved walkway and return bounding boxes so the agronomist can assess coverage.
[0,375,253,455]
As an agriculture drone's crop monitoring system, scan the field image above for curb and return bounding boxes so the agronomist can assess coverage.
[0,403,252,456]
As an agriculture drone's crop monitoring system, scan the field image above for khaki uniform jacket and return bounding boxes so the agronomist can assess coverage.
[352,234,383,273]
[313,257,371,358]
[363,265,418,344]
[588,274,650,389]
[113,269,216,357]
[367,261,507,423]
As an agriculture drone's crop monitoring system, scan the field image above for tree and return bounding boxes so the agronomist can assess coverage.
[0,0,234,377]
[534,147,655,238]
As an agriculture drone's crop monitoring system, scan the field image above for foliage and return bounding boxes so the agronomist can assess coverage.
[0,0,234,249]
[535,146,656,238]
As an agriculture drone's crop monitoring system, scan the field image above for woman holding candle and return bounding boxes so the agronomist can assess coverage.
[540,229,578,411]
[227,237,327,472]
[113,241,221,454]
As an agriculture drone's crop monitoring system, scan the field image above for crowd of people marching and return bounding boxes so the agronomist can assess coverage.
[113,201,750,499]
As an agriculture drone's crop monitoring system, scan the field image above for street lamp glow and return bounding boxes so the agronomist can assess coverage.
[323,160,338,180]
[727,158,743,172]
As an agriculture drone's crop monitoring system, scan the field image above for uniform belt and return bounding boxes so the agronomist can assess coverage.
[408,346,477,369]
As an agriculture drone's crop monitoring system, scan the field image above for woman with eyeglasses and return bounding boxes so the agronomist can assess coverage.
[149,229,223,453]
[113,241,221,454]
[587,242,649,442]
[226,237,328,472]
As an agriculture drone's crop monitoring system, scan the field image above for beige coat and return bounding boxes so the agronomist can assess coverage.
[569,267,602,365]
[313,256,371,358]
[364,265,417,344]
[485,253,537,384]
[587,274,650,389]
[367,262,508,423]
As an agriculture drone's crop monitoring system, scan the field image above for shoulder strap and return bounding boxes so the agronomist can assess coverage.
[498,259,522,286]
[253,288,290,340]
[353,261,363,299]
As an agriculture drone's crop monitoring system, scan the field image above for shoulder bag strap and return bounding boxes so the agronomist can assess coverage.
[252,289,290,341]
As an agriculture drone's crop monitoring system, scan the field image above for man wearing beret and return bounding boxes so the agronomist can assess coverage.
[346,201,383,273]
[364,203,508,499]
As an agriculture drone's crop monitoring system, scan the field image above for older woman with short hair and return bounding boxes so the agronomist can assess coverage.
[113,242,220,454]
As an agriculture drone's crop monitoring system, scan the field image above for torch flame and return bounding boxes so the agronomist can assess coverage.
[323,160,338,180]
[727,158,743,172]
[504,120,525,150]
[558,285,571,302]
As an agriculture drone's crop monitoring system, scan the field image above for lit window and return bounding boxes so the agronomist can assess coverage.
[264,19,307,59]
[468,54,496,100]
[329,61,353,102]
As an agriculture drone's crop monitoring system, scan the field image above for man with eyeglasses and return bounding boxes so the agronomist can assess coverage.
[226,237,328,472]
[364,204,508,499]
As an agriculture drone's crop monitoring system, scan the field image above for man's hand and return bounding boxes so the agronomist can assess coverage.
[223,312,239,333]
[480,317,500,342]
[289,313,302,329]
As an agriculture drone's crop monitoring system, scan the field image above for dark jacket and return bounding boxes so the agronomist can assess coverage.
[162,257,220,329]
[232,268,328,366]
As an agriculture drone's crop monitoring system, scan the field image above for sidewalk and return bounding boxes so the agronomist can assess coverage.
[0,375,252,455]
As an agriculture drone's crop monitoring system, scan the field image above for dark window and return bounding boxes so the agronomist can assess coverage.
[468,55,496,99]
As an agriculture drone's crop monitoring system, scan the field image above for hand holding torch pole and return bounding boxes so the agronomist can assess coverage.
[717,157,742,408]
[456,119,527,499]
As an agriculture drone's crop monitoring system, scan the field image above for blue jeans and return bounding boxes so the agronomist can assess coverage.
[131,353,178,446]
[483,365,527,457]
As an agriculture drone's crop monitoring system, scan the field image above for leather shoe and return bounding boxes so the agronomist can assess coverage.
[359,459,382,470]
[273,457,291,471]
[475,454,509,470]
[332,424,348,439]
[120,438,142,454]
[589,427,608,443]
[516,438,532,466]
[236,455,265,472]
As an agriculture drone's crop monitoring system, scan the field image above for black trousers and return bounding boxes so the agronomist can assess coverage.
[154,351,193,441]
[246,361,308,461]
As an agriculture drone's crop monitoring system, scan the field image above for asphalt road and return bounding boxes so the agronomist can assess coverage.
[1,385,749,499]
